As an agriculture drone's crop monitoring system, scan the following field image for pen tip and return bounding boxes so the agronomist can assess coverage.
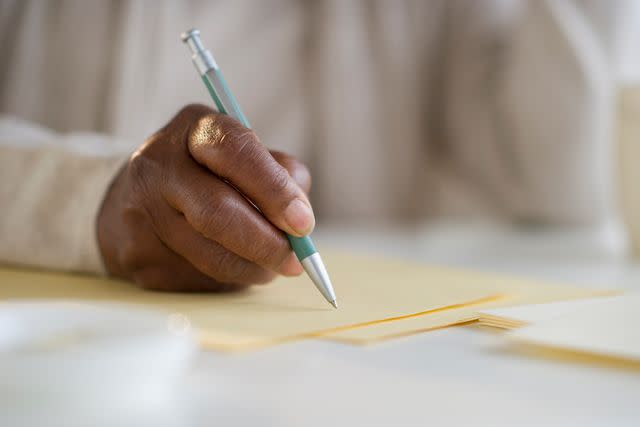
[330,300,338,309]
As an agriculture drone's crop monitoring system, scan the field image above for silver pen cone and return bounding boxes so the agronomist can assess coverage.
[301,253,337,308]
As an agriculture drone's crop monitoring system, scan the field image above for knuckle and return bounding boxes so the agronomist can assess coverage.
[127,151,160,201]
[252,239,289,269]
[268,165,294,196]
[212,251,251,284]
[121,174,169,238]
[191,194,236,239]
[187,242,230,283]
[188,113,260,171]
[219,131,261,174]
[271,151,312,194]
[229,132,259,167]
[128,150,150,182]
[188,113,226,149]
[189,113,223,148]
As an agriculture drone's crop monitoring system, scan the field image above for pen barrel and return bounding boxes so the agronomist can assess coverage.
[287,235,317,261]
[203,69,251,128]
[201,74,226,115]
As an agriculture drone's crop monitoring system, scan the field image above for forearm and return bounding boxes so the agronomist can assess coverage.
[0,116,130,274]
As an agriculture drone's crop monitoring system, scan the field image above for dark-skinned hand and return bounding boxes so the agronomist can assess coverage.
[97,104,314,292]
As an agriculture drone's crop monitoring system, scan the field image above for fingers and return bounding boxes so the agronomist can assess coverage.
[162,163,303,276]
[117,212,246,292]
[107,104,313,292]
[270,150,312,194]
[187,113,315,237]
[156,208,282,285]
[133,247,249,293]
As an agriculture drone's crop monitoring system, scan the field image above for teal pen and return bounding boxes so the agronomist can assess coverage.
[181,29,337,309]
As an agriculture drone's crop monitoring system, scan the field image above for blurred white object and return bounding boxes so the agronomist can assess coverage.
[0,301,197,424]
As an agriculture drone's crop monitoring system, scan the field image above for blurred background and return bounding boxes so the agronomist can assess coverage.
[2,0,640,244]
[2,4,640,425]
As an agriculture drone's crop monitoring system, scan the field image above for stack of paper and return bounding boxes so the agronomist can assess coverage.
[0,252,614,351]
[325,270,609,343]
[482,295,640,363]
[478,298,609,329]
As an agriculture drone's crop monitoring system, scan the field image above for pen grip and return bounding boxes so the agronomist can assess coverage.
[287,235,317,261]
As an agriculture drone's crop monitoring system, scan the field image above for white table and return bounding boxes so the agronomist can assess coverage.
[11,223,640,426]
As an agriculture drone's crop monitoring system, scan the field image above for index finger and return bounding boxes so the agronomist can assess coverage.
[187,113,315,237]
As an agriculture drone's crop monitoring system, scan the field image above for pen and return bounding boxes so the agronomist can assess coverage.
[181,28,337,309]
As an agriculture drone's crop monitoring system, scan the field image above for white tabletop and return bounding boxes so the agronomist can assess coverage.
[9,222,640,426]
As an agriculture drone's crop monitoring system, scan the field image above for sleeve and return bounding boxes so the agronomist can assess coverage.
[0,116,131,274]
[444,0,639,224]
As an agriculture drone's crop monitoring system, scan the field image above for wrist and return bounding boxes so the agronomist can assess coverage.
[96,162,129,277]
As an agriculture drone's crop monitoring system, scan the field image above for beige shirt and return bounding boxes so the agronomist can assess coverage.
[0,0,637,273]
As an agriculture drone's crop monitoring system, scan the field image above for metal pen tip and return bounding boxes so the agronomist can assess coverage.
[301,253,338,310]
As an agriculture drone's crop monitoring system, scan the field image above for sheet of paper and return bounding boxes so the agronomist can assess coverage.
[508,294,640,362]
[477,297,614,329]
[0,252,500,350]
[325,270,611,343]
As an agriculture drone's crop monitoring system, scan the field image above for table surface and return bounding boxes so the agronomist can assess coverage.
[10,222,640,426]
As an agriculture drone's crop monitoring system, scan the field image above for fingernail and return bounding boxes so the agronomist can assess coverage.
[284,199,315,235]
[279,252,304,276]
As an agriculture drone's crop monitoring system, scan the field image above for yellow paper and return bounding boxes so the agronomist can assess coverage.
[477,298,613,329]
[0,252,500,350]
[509,294,640,363]
[325,269,612,344]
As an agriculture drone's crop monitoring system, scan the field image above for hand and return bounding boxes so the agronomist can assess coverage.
[96,104,314,292]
